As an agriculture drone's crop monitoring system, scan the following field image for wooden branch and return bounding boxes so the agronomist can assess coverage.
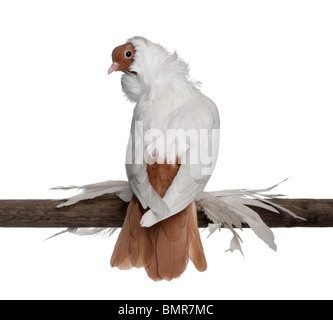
[0,196,332,228]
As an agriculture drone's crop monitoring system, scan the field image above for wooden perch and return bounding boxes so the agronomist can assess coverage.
[0,196,332,228]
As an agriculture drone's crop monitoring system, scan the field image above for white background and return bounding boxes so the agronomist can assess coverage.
[0,0,332,300]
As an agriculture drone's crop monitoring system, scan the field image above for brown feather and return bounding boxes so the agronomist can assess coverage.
[110,199,132,270]
[110,197,153,269]
[111,161,207,281]
[144,224,162,281]
[187,202,207,271]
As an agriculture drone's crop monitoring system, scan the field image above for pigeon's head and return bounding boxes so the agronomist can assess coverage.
[108,42,135,74]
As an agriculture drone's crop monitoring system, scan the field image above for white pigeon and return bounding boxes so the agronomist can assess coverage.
[54,37,302,281]
[107,36,220,281]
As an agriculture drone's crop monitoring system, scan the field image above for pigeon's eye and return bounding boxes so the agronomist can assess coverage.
[125,51,132,58]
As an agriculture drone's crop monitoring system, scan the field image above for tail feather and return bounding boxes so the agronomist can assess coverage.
[144,225,162,281]
[111,196,206,281]
[152,209,189,281]
[128,199,153,268]
[110,197,153,269]
[187,202,207,272]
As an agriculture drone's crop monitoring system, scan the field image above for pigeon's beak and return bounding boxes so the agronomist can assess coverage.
[108,62,119,75]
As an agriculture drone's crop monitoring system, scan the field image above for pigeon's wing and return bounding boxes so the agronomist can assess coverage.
[125,110,170,216]
[140,94,220,227]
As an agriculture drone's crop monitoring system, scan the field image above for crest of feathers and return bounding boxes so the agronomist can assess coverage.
[121,36,201,104]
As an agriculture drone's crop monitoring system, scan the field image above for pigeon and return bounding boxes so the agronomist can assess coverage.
[108,37,220,281]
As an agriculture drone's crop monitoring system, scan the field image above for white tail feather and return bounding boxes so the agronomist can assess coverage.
[198,180,305,253]
[51,179,304,254]
[48,181,132,238]
[51,180,133,207]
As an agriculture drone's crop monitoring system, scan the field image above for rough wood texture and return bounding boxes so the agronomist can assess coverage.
[0,196,332,228]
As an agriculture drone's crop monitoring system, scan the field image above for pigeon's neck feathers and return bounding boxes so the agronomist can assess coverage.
[121,36,199,105]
